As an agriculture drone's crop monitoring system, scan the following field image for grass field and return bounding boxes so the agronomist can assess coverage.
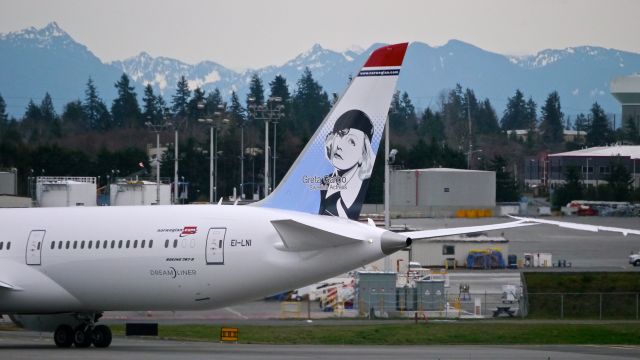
[109,322,640,345]
[525,272,640,319]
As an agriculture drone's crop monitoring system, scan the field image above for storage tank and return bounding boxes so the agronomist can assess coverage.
[36,177,97,207]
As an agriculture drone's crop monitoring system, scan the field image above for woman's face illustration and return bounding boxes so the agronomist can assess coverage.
[331,128,365,170]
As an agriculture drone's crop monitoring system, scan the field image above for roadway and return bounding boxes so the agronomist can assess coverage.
[1,330,639,360]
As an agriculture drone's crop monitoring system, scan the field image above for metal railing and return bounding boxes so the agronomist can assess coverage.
[527,292,640,320]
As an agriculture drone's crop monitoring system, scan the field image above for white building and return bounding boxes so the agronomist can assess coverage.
[109,181,171,206]
[35,177,97,207]
[390,168,496,217]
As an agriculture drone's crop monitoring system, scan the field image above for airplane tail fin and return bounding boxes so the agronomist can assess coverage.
[257,43,409,220]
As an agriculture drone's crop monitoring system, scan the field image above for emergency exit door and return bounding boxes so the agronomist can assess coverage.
[205,228,226,265]
[26,230,46,265]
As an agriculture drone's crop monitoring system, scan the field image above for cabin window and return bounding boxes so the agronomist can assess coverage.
[58,241,63,249]
[81,241,85,249]
[126,240,130,249]
[173,239,178,248]
[118,240,123,249]
[0,242,3,250]
[165,239,169,248]
[88,241,93,249]
[73,241,78,249]
[149,239,153,248]
[104,240,109,249]
[141,240,146,248]
[110,240,115,249]
[6,242,9,250]
[96,240,100,249]
[133,240,138,248]
[50,241,55,250]
[66,241,70,249]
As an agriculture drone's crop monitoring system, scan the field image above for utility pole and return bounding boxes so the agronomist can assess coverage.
[384,116,391,272]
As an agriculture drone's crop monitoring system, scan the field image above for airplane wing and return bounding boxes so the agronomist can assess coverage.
[0,279,21,291]
[399,220,537,241]
[509,216,640,236]
[271,219,363,251]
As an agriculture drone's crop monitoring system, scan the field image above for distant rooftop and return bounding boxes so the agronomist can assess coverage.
[550,145,640,159]
[395,168,492,173]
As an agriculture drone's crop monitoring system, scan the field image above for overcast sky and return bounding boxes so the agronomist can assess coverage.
[1,0,639,70]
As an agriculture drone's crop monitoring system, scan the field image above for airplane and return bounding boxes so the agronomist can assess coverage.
[1,42,638,349]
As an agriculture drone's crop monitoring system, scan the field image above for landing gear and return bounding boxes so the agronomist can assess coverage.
[91,325,112,348]
[73,326,93,348]
[52,312,112,348]
[53,325,74,348]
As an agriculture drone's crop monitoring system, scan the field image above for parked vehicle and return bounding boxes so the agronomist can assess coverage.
[629,251,640,267]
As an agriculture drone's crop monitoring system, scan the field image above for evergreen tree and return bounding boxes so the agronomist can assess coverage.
[228,91,245,123]
[171,75,191,119]
[291,67,330,136]
[0,93,8,125]
[418,107,445,143]
[552,166,583,208]
[269,75,290,102]
[155,95,171,121]
[605,159,633,201]
[389,91,416,134]
[525,97,537,130]
[84,78,108,130]
[111,73,141,128]
[187,87,206,123]
[205,88,223,115]
[476,98,500,134]
[623,116,639,144]
[489,155,520,202]
[142,84,161,124]
[61,100,88,133]
[586,102,611,146]
[40,92,61,137]
[247,73,265,106]
[539,91,564,143]
[501,89,528,130]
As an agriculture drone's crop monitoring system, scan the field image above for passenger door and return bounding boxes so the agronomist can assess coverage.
[25,230,46,265]
[205,228,225,265]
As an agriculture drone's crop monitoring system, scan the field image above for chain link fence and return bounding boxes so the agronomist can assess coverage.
[525,292,640,319]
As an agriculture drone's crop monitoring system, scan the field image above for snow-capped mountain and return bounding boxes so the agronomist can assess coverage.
[2,22,640,119]
[110,52,239,98]
[0,22,122,115]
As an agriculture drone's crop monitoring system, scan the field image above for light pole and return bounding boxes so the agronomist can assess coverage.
[247,96,285,198]
[384,115,398,272]
[239,121,245,199]
[145,120,170,205]
[465,149,483,169]
[199,102,228,203]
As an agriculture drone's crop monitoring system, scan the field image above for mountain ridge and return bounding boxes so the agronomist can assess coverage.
[1,22,639,119]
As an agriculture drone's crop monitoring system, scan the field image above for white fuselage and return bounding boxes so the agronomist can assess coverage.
[0,205,388,314]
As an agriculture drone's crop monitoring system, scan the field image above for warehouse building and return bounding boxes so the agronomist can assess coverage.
[546,146,639,188]
[389,168,496,217]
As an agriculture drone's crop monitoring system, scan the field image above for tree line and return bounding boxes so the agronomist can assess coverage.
[1,70,637,203]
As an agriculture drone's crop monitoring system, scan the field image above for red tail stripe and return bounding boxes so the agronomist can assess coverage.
[363,42,409,68]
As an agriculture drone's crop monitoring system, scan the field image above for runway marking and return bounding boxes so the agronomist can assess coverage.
[224,307,249,319]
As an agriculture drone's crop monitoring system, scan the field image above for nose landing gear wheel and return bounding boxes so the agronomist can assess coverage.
[73,326,93,348]
[92,325,112,348]
[54,325,74,348]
